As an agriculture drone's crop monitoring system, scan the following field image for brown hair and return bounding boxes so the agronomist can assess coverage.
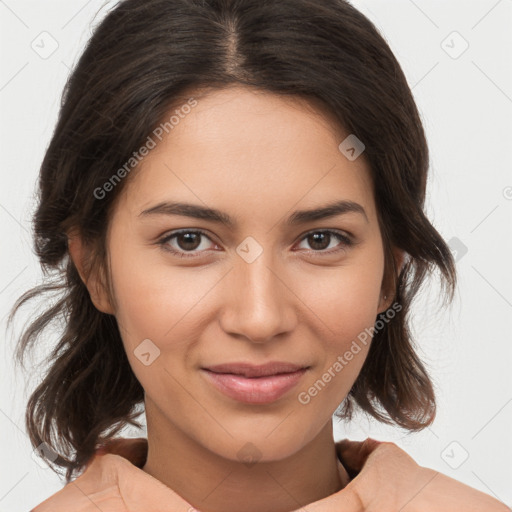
[9,0,456,482]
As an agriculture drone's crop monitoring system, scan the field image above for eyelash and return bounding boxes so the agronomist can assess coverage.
[157,228,354,259]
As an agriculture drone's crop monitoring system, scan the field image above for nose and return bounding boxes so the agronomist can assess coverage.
[219,253,297,343]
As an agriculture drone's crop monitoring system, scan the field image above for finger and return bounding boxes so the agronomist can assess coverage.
[336,437,382,474]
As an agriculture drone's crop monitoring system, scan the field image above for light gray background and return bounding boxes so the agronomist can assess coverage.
[1,0,511,510]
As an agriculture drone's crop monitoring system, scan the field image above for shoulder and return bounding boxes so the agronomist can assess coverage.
[30,457,128,512]
[31,438,149,511]
[407,466,509,512]
[31,483,126,512]
[338,438,509,511]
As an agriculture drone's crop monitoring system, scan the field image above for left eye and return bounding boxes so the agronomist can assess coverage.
[295,231,352,253]
[158,229,352,258]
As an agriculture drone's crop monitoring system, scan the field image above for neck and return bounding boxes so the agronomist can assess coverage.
[141,399,348,512]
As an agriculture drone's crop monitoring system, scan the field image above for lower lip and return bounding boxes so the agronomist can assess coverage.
[201,368,308,404]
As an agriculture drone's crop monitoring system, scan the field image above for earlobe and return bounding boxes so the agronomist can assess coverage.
[378,293,391,314]
[67,231,115,315]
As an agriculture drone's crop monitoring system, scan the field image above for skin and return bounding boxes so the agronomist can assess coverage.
[69,84,403,512]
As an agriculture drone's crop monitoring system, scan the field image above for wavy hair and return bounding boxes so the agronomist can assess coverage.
[9,0,456,482]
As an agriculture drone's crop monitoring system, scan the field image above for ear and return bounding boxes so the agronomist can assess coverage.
[67,230,115,315]
[378,246,405,313]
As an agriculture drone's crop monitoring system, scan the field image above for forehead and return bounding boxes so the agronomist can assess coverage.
[117,85,376,225]
[168,85,349,155]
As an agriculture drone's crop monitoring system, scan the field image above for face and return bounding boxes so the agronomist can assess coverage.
[93,85,394,462]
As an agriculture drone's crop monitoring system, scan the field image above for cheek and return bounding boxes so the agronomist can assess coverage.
[292,246,384,403]
[294,273,381,428]
[108,243,236,384]
[296,250,385,342]
[107,245,208,398]
[107,242,199,350]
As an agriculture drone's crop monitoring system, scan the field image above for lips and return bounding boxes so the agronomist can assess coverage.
[203,361,309,378]
[200,361,310,404]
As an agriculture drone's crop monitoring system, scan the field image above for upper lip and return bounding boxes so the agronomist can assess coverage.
[203,362,309,378]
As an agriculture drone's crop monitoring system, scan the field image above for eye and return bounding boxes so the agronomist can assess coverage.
[158,229,217,258]
[157,229,353,259]
[295,230,353,255]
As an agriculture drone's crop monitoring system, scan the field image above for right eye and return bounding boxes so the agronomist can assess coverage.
[158,229,218,258]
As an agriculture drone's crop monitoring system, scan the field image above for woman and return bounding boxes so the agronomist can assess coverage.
[10,0,507,510]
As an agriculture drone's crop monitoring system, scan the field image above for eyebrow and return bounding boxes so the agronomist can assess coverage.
[139,199,369,226]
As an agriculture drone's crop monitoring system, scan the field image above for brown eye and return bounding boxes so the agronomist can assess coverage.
[297,230,353,254]
[175,232,202,251]
[306,232,331,251]
[158,229,216,258]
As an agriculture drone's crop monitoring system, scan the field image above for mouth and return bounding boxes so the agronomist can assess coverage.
[200,362,310,404]
[202,361,310,378]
